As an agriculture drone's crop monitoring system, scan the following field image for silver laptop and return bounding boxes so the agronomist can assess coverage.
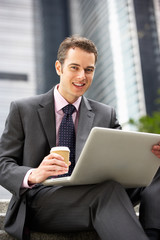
[42,127,160,188]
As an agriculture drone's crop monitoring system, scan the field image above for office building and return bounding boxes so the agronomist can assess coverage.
[0,0,70,135]
[0,0,36,134]
[69,0,146,127]
[133,0,160,115]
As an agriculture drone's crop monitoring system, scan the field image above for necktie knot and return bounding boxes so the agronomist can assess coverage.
[62,104,76,115]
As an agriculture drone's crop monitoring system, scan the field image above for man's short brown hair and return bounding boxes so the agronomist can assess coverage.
[57,35,98,65]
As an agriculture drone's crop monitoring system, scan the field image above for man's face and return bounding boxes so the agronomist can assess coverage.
[55,47,96,103]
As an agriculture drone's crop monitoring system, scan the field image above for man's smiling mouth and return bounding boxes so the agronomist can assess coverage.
[73,83,85,87]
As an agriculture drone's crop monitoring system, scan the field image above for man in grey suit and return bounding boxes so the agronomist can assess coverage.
[0,35,157,240]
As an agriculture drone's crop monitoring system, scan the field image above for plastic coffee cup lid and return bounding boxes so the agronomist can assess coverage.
[50,146,70,152]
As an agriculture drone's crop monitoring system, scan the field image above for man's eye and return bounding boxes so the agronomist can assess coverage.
[85,68,94,73]
[71,66,78,70]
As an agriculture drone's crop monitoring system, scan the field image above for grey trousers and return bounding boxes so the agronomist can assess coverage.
[27,181,148,240]
[139,168,160,230]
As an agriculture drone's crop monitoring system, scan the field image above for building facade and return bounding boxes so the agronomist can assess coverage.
[134,0,160,115]
[0,0,36,135]
[0,0,70,135]
[1,0,160,135]
[69,0,147,127]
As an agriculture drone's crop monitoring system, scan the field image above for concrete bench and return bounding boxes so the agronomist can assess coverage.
[0,199,139,240]
[0,199,100,240]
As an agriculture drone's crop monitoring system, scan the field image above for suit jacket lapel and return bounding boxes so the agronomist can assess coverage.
[37,89,56,149]
[75,96,95,162]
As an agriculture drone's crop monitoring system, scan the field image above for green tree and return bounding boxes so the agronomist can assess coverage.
[129,112,160,134]
[129,89,160,134]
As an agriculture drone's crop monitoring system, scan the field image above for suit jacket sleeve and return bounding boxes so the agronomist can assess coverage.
[0,101,31,197]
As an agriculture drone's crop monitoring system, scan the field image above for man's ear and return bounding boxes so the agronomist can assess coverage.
[55,60,62,76]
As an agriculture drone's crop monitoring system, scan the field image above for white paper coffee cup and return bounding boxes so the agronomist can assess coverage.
[50,146,70,166]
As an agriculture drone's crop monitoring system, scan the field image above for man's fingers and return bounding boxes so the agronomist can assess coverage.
[43,164,68,171]
[152,144,160,158]
[152,144,159,149]
[43,156,68,167]
[47,152,64,160]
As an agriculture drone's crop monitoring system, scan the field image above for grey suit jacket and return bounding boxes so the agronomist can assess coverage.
[0,87,121,239]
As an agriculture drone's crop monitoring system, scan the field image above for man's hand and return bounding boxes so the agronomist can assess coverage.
[152,143,160,159]
[28,153,70,185]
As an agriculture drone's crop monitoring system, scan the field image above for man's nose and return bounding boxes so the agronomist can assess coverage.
[77,69,86,79]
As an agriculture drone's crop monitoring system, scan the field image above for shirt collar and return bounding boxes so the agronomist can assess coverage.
[54,84,82,112]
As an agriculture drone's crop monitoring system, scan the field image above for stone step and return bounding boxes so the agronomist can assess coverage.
[0,199,138,240]
[0,230,15,240]
[0,229,99,240]
[0,199,100,239]
[31,231,100,240]
[0,213,5,230]
[0,200,99,239]
[0,199,9,213]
